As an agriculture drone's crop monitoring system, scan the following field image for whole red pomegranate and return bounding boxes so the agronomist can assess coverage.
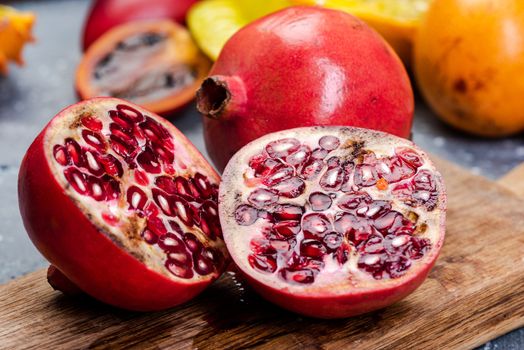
[197,6,414,171]
[82,0,197,51]
[18,97,228,311]
[219,126,445,318]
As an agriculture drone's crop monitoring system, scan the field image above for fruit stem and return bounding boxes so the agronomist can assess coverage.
[196,75,246,120]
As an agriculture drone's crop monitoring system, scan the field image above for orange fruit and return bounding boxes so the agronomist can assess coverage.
[415,0,524,137]
[0,5,35,74]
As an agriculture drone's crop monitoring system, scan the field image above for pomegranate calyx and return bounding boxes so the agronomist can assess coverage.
[196,75,247,120]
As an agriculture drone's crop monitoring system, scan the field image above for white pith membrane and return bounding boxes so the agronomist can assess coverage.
[44,98,227,282]
[220,126,445,295]
[88,23,197,104]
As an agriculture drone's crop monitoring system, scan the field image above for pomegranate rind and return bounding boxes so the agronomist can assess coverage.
[19,98,226,311]
[219,126,445,318]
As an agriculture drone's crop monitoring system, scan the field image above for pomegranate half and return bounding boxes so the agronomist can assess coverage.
[197,6,414,171]
[18,97,228,311]
[219,126,445,318]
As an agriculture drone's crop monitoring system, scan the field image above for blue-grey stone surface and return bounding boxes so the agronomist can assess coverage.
[0,0,522,348]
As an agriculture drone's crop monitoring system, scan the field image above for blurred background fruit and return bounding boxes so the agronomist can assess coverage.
[415,0,524,137]
[188,0,291,60]
[76,20,211,117]
[188,0,429,65]
[0,5,35,75]
[295,0,429,66]
[82,0,197,51]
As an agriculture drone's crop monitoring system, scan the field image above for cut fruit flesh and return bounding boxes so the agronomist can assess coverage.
[76,20,211,116]
[46,98,226,283]
[220,126,445,303]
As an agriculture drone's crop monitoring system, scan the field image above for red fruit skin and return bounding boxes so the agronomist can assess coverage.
[198,7,414,171]
[18,105,211,312]
[241,257,438,319]
[82,0,197,51]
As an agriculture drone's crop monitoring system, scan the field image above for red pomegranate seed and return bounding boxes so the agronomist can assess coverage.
[235,204,259,226]
[272,220,301,237]
[269,239,295,252]
[84,150,104,177]
[171,195,194,226]
[354,164,378,187]
[323,232,343,251]
[103,177,121,201]
[271,177,305,198]
[405,237,431,259]
[183,232,203,253]
[155,176,177,194]
[265,138,300,158]
[319,166,346,191]
[357,253,387,280]
[65,138,84,167]
[386,255,412,278]
[284,145,311,166]
[165,259,194,279]
[308,192,332,211]
[248,188,279,208]
[396,147,424,168]
[280,268,316,284]
[360,234,385,254]
[249,254,277,273]
[99,154,123,178]
[152,189,174,216]
[311,147,328,160]
[167,249,192,266]
[152,142,175,164]
[173,177,193,199]
[158,233,185,253]
[136,147,161,174]
[273,204,304,221]
[64,168,89,195]
[82,129,106,152]
[334,244,350,264]
[127,186,148,211]
[81,116,103,131]
[194,250,214,275]
[299,158,325,180]
[337,192,372,210]
[87,176,106,201]
[262,164,294,187]
[102,211,119,226]
[147,216,167,236]
[141,228,159,245]
[300,239,326,260]
[319,135,340,151]
[109,109,133,130]
[302,213,332,238]
[116,103,144,123]
[133,169,149,186]
[334,213,357,236]
[193,173,213,199]
[109,135,134,158]
[53,145,70,166]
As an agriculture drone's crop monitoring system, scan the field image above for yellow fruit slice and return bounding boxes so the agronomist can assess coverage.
[0,5,35,74]
[294,0,430,65]
[188,0,291,60]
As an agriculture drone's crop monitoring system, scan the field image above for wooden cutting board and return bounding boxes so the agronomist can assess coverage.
[1,158,523,350]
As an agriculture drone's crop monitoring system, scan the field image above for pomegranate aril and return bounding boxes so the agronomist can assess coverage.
[134,170,149,186]
[183,232,203,253]
[319,135,340,151]
[127,186,147,211]
[323,232,343,251]
[110,135,134,158]
[271,177,305,198]
[361,200,392,219]
[272,220,300,237]
[300,239,326,260]
[137,147,161,174]
[173,177,194,199]
[148,216,167,236]
[262,164,294,187]
[308,192,332,212]
[405,237,431,259]
[53,145,70,166]
[284,145,311,166]
[311,148,328,160]
[396,148,424,168]
[273,205,304,221]
[386,255,411,278]
[248,188,279,208]
[155,176,177,194]
[302,213,332,239]
[140,117,170,143]
[172,195,194,226]
[152,142,175,164]
[166,259,194,279]
[360,234,385,254]
[337,192,372,210]
[86,176,106,201]
[235,204,259,226]
[81,116,103,131]
[265,138,300,158]
[103,177,121,200]
[358,253,387,280]
[109,109,133,130]
[167,249,192,266]
[334,244,350,264]
[193,173,213,199]
[194,252,214,275]
[152,189,174,216]
[142,228,158,245]
[82,130,106,152]
[158,233,185,253]
[393,170,439,211]
[280,268,316,284]
[116,103,144,123]
[169,220,184,234]
[299,158,325,180]
[100,154,123,178]
[64,168,89,195]
[320,166,345,191]
[249,254,277,273]
[269,239,295,252]
[65,138,84,167]
[354,164,378,187]
[84,150,104,177]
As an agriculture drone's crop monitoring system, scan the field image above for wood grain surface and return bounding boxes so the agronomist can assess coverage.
[1,158,523,350]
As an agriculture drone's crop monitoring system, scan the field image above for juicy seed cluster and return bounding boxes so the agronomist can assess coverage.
[52,104,221,279]
[234,136,438,284]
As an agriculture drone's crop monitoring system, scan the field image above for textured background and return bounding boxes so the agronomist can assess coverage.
[0,0,522,348]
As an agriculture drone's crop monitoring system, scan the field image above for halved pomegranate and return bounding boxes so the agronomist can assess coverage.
[219,126,445,318]
[76,20,211,117]
[18,97,227,311]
